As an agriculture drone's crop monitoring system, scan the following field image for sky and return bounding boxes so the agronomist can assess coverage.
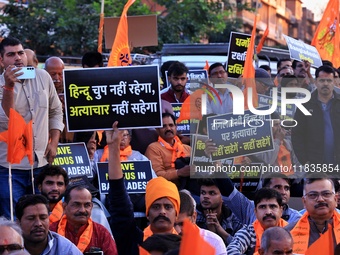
[302,0,328,20]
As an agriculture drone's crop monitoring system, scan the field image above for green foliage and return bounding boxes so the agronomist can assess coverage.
[0,0,253,55]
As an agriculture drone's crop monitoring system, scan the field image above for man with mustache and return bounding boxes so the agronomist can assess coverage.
[196,179,244,246]
[145,113,191,186]
[286,174,340,254]
[36,166,69,225]
[227,188,287,255]
[292,60,315,91]
[106,121,181,255]
[292,65,340,166]
[49,185,118,255]
[44,56,64,94]
[15,194,82,255]
[161,61,189,103]
[0,37,64,219]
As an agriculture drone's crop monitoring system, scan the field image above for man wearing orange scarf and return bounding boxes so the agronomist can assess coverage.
[227,188,288,255]
[145,113,191,185]
[286,174,340,255]
[107,121,181,255]
[36,166,68,225]
[50,185,118,255]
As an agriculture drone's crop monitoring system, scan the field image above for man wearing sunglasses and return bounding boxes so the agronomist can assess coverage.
[0,217,25,255]
[286,173,340,254]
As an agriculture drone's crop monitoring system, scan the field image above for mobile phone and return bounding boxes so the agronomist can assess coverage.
[15,66,36,79]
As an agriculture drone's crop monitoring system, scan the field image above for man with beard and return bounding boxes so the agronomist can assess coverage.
[161,61,190,103]
[286,174,340,254]
[227,188,287,255]
[196,179,244,246]
[292,60,315,91]
[50,185,117,255]
[106,121,181,255]
[15,194,82,255]
[36,166,69,225]
[292,65,340,166]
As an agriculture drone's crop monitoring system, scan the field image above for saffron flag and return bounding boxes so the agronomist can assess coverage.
[203,60,209,71]
[107,0,135,67]
[0,109,33,164]
[256,26,269,54]
[177,89,204,123]
[243,18,258,109]
[311,0,340,67]
[97,12,104,53]
[179,219,215,255]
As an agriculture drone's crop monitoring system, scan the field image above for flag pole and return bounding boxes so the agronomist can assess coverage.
[97,0,105,53]
[31,165,35,194]
[9,163,13,221]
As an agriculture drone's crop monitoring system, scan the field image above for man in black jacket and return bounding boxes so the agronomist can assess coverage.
[292,65,340,166]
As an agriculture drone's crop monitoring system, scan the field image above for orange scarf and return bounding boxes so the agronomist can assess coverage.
[158,136,186,168]
[49,200,63,224]
[139,226,178,255]
[57,215,93,253]
[277,143,293,175]
[253,218,288,253]
[100,145,132,162]
[291,211,340,254]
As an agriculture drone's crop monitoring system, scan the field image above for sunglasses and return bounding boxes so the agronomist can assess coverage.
[0,244,24,254]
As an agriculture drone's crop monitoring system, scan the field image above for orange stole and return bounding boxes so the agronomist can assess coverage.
[57,215,93,253]
[277,144,293,175]
[100,145,132,162]
[158,136,186,168]
[139,226,178,255]
[253,218,288,253]
[291,211,340,254]
[49,200,63,224]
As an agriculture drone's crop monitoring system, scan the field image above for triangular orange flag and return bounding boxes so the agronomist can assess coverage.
[176,89,204,123]
[203,60,209,71]
[256,26,269,54]
[243,18,258,109]
[179,219,215,255]
[1,109,34,165]
[107,0,135,67]
[311,0,340,67]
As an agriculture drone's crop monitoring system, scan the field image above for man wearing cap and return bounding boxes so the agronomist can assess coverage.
[107,121,181,255]
[255,67,275,95]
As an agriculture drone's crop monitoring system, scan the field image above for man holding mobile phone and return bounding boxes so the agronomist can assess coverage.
[0,37,64,219]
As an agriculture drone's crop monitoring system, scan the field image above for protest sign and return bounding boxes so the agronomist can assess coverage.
[258,94,296,120]
[227,32,250,78]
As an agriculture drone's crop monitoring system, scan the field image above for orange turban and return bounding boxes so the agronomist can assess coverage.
[145,177,180,216]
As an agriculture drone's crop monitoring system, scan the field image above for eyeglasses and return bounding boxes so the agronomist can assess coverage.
[210,70,226,77]
[304,191,334,200]
[0,244,24,254]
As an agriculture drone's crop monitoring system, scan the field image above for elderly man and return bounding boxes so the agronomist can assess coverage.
[107,121,181,255]
[286,174,340,254]
[24,49,38,68]
[0,37,64,219]
[258,227,294,255]
[15,194,82,255]
[50,185,117,255]
[0,217,25,253]
[227,188,288,255]
[44,56,64,94]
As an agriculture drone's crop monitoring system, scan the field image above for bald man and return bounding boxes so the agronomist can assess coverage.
[0,216,24,253]
[45,56,64,94]
[24,49,39,68]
